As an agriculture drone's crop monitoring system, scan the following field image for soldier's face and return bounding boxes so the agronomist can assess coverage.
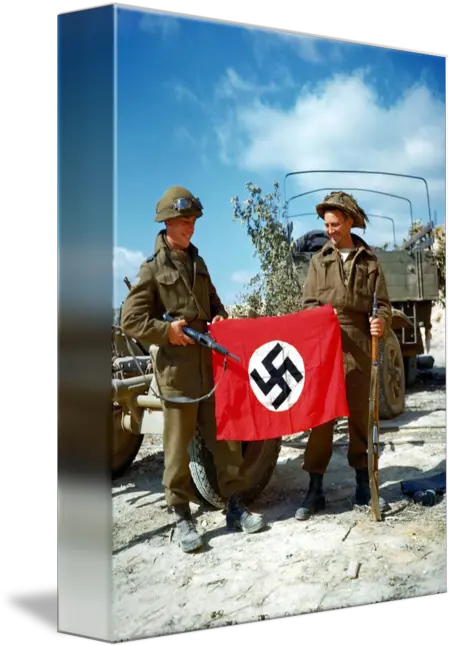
[166,216,196,249]
[324,210,353,248]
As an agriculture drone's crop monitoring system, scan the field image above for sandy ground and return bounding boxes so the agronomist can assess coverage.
[111,309,447,643]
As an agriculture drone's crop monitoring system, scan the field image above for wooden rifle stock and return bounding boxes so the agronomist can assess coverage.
[367,293,382,521]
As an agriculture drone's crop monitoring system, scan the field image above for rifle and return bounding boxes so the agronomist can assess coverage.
[162,312,240,362]
[367,293,381,521]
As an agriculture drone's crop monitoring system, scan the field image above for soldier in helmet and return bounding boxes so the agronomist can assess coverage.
[294,191,392,520]
[121,186,266,552]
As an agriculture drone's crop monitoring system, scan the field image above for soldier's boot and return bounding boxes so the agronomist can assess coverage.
[226,495,266,534]
[172,503,203,553]
[355,468,390,512]
[295,473,326,520]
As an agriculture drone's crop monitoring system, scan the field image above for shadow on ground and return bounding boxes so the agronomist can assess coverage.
[379,459,446,506]
[246,451,447,523]
[112,449,164,506]
[112,389,446,551]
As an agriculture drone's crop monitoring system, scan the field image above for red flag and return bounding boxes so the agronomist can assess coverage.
[209,304,349,441]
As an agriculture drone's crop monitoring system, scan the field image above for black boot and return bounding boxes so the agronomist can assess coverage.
[172,503,203,553]
[355,468,390,512]
[226,495,266,534]
[295,473,326,520]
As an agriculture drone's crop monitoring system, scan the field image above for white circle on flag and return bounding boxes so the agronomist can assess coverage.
[248,340,306,412]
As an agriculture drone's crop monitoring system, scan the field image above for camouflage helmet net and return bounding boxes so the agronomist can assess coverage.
[315,191,369,230]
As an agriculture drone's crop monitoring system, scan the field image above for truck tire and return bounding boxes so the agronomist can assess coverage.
[378,330,405,419]
[112,407,143,479]
[188,428,282,508]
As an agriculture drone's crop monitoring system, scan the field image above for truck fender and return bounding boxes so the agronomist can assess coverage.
[390,308,413,330]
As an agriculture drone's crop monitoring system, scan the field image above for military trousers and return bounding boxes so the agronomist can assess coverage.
[302,409,369,475]
[303,321,372,475]
[162,397,248,507]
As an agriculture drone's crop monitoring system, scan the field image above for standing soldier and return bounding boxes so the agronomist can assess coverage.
[295,192,392,520]
[121,186,266,552]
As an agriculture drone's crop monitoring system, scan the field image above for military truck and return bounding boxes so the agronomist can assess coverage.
[111,321,281,507]
[111,169,440,508]
[284,169,440,419]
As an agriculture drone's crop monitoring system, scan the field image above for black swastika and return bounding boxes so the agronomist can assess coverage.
[250,343,303,410]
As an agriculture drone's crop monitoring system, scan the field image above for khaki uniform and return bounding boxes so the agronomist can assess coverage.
[121,231,247,506]
[301,234,392,473]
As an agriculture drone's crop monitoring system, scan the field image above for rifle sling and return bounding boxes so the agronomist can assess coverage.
[125,334,227,404]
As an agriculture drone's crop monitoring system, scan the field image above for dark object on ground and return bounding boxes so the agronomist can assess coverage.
[400,472,446,507]
[417,355,435,370]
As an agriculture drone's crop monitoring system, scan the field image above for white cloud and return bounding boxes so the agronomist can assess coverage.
[237,74,444,175]
[231,270,254,284]
[249,29,344,66]
[174,125,196,145]
[113,247,147,307]
[215,69,446,229]
[274,33,324,63]
[173,126,210,165]
[114,246,146,279]
[216,68,279,100]
[166,81,202,105]
[139,13,180,39]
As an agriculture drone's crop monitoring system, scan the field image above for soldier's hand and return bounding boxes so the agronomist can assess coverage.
[369,317,384,337]
[211,315,225,324]
[168,319,195,346]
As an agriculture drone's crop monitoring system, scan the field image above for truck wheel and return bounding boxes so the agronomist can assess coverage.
[188,428,282,509]
[378,330,405,419]
[112,407,143,479]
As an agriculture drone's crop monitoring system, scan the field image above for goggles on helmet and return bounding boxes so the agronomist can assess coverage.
[172,197,203,212]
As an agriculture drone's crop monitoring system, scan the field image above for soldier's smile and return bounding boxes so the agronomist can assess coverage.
[181,222,195,242]
[166,215,197,249]
[323,210,354,249]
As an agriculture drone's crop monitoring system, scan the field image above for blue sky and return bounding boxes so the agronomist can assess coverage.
[114,5,446,308]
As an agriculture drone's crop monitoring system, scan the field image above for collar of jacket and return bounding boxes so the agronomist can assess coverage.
[320,233,375,259]
[153,230,199,260]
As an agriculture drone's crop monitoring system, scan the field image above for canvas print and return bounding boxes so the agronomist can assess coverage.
[58,3,446,643]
